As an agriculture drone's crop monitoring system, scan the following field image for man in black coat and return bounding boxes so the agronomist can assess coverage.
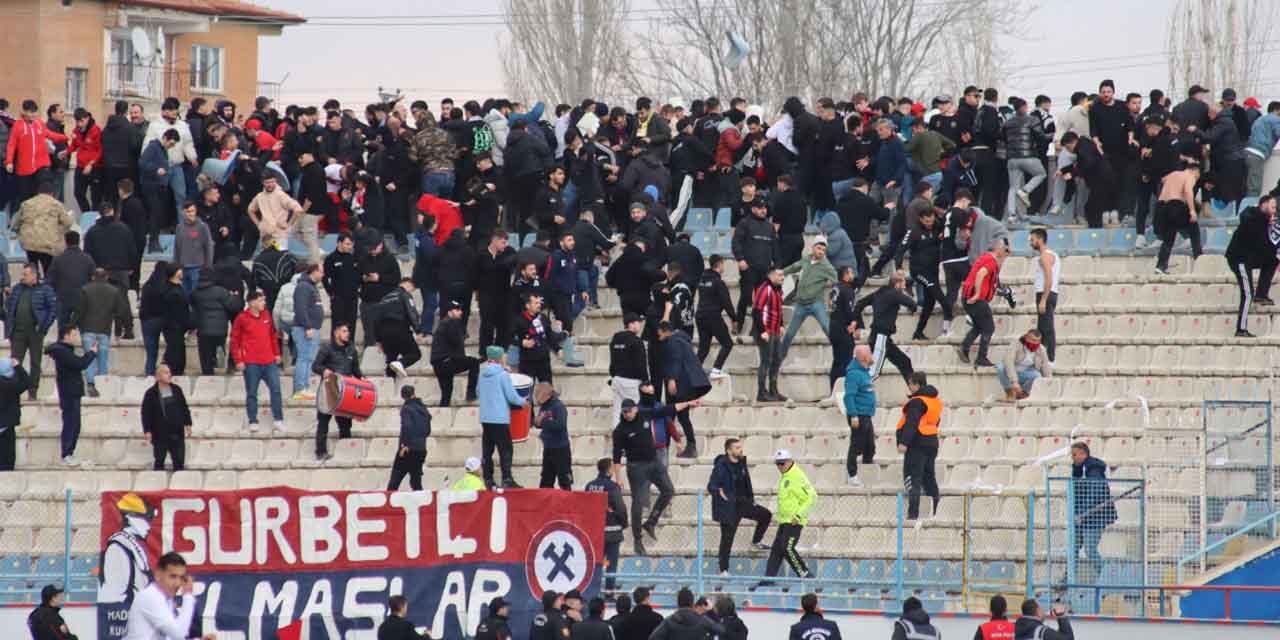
[606,241,663,317]
[389,384,431,491]
[140,364,193,471]
[47,230,96,334]
[475,230,518,355]
[374,279,422,379]
[706,438,772,573]
[0,359,32,471]
[837,178,894,285]
[731,198,776,330]
[323,233,361,341]
[312,323,363,461]
[666,233,704,299]
[100,100,134,206]
[84,204,138,338]
[376,595,428,640]
[1225,196,1279,337]
[571,598,615,640]
[359,240,402,346]
[657,321,710,458]
[429,300,480,405]
[116,179,148,291]
[475,597,513,640]
[695,255,736,374]
[618,587,663,640]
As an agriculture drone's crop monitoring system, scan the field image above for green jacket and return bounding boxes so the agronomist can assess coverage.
[777,463,817,525]
[782,256,837,305]
[452,474,486,491]
[903,129,956,176]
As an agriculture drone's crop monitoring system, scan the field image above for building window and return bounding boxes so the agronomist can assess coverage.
[65,68,87,111]
[190,45,223,92]
[111,37,136,82]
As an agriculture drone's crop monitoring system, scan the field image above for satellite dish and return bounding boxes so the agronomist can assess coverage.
[130,27,151,61]
[154,26,165,62]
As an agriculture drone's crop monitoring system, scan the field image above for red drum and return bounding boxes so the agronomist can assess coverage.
[320,375,378,421]
[509,373,534,443]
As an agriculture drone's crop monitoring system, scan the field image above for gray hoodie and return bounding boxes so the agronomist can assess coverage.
[174,216,214,269]
[967,208,1009,263]
[819,211,855,271]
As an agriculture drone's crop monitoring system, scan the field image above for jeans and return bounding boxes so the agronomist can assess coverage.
[1074,526,1104,582]
[1006,157,1048,217]
[780,299,830,358]
[995,362,1041,393]
[831,178,855,203]
[576,265,600,306]
[167,163,187,221]
[243,363,284,423]
[755,333,783,394]
[422,171,456,199]
[82,332,111,385]
[418,288,439,334]
[626,460,674,536]
[290,327,320,393]
[142,318,165,376]
[181,266,200,297]
[1246,151,1267,198]
[920,171,942,193]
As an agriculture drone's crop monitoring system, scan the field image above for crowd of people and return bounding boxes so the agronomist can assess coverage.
[0,79,1271,615]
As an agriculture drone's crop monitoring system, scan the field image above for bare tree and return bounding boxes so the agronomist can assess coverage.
[500,0,632,103]
[1167,0,1276,99]
[931,0,1036,95]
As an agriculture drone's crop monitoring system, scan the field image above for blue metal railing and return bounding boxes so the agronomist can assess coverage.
[1176,510,1280,585]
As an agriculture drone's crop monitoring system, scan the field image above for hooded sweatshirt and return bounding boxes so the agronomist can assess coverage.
[174,216,214,269]
[1013,614,1073,640]
[891,608,940,640]
[649,608,724,640]
[477,362,525,424]
[819,211,856,271]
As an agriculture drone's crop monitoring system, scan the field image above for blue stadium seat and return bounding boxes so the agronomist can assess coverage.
[685,208,713,231]
[921,560,953,584]
[919,590,949,613]
[852,589,886,610]
[729,557,756,575]
[714,208,731,229]
[1237,196,1259,215]
[10,239,27,262]
[521,233,536,249]
[0,556,28,575]
[819,594,854,611]
[750,586,785,608]
[1102,228,1137,256]
[320,234,339,254]
[856,559,888,583]
[651,592,677,607]
[888,560,920,581]
[819,558,855,581]
[78,211,99,233]
[654,557,686,576]
[1211,198,1237,220]
[985,561,1017,582]
[712,231,732,254]
[691,232,714,255]
[35,556,65,577]
[71,555,96,576]
[145,234,174,259]
[1009,230,1032,257]
[1204,227,1231,253]
[1048,229,1073,253]
[1073,228,1106,255]
[618,557,652,575]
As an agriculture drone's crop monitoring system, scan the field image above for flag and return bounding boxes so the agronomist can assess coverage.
[276,620,303,640]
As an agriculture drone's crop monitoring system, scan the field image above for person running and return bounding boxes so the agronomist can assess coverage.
[895,205,951,340]
[853,271,917,383]
[898,372,942,525]
[656,320,710,459]
[1225,195,1279,337]
[1030,228,1060,363]
[312,323,363,461]
[695,255,736,377]
[842,345,876,487]
[765,449,815,579]
[959,240,1010,368]
[707,438,773,574]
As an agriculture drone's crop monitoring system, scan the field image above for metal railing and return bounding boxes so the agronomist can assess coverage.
[105,63,189,101]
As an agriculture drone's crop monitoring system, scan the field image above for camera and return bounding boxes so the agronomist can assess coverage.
[997,285,1017,309]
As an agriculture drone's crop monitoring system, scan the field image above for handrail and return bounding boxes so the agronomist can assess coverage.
[1175,510,1280,584]
[1060,582,1280,620]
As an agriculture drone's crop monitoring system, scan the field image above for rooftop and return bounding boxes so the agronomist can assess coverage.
[118,0,305,24]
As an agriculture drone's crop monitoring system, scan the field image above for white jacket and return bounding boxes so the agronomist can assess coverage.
[140,117,197,166]
[483,109,510,166]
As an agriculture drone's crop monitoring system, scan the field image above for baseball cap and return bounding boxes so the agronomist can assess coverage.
[489,596,510,611]
[1244,97,1261,109]
[813,235,828,246]
[774,449,793,463]
[621,398,638,411]
[464,457,482,472]
[750,197,768,208]
[41,585,64,604]
[1189,84,1209,97]
[444,300,463,312]
[565,589,583,602]
[485,345,505,360]
[1222,88,1237,101]
[623,312,643,325]
[935,94,953,104]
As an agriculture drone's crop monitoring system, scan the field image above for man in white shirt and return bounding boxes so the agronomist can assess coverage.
[123,551,214,640]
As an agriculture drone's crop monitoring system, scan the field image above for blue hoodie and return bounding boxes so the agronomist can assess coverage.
[819,211,855,271]
[478,361,526,424]
[843,358,875,417]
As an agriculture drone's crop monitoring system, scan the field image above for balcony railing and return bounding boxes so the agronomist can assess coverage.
[105,63,190,101]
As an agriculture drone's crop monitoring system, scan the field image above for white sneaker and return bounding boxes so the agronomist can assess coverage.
[273,420,286,434]
[1134,235,1148,249]
[61,455,80,467]
[248,422,260,433]
[847,475,864,488]
[719,570,730,577]
[1047,205,1061,216]
[388,361,408,379]
[710,368,727,379]
[914,518,924,532]
[1016,190,1031,207]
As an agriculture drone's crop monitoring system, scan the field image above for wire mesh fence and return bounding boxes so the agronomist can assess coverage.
[0,490,101,605]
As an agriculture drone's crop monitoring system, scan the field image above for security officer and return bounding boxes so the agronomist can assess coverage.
[975,594,1015,640]
[584,457,627,591]
[530,590,570,640]
[891,597,940,640]
[766,449,815,579]
[474,597,513,640]
[897,371,942,524]
[452,457,487,491]
[788,593,843,640]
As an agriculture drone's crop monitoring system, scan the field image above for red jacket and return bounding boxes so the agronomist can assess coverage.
[229,308,281,365]
[752,281,783,335]
[714,126,745,169]
[68,123,103,170]
[416,193,463,245]
[5,117,67,176]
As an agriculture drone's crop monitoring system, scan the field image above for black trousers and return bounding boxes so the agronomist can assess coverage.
[316,411,353,456]
[388,449,427,490]
[481,422,515,486]
[847,415,875,477]
[431,355,479,406]
[0,427,15,471]
[507,173,542,234]
[1135,178,1159,234]
[942,259,971,311]
[871,223,906,276]
[1231,259,1277,332]
[1111,155,1137,218]
[162,327,187,375]
[518,356,553,384]
[1156,205,1203,271]
[604,539,621,590]
[853,242,872,286]
[696,315,733,370]
[152,431,185,470]
[672,387,711,450]
[547,292,576,334]
[717,504,772,572]
[961,300,995,363]
[778,234,805,269]
[330,296,358,340]
[13,169,49,208]
[27,251,53,278]
[904,446,940,520]
[911,269,952,336]
[735,266,768,330]
[539,445,573,489]
[73,167,100,213]
[829,330,854,390]
[197,334,226,374]
[477,297,509,354]
[869,331,912,383]
[973,148,1000,216]
[765,523,808,577]
[101,166,130,207]
[1036,291,1058,362]
[10,329,44,393]
[379,321,421,374]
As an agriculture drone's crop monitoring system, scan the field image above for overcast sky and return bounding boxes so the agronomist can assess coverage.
[257,0,1261,113]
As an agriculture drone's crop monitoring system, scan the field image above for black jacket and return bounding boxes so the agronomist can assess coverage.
[160,283,191,331]
[475,614,512,640]
[790,611,842,640]
[853,285,917,337]
[571,218,614,265]
[359,250,402,303]
[374,287,420,331]
[1013,615,1073,640]
[140,383,192,435]
[837,189,892,244]
[606,245,664,315]
[85,218,138,272]
[661,329,710,397]
[376,614,429,640]
[398,397,432,452]
[897,219,945,276]
[323,249,362,299]
[28,603,76,640]
[529,608,570,640]
[584,472,628,542]
[313,339,362,378]
[1139,130,1179,182]
[570,616,615,640]
[189,279,243,336]
[890,609,938,640]
[667,239,704,287]
[707,453,756,523]
[512,311,562,361]
[47,247,96,309]
[830,281,859,334]
[506,128,553,178]
[609,330,648,381]
[44,342,95,399]
[695,270,735,322]
[1088,99,1133,155]
[434,233,476,290]
[0,366,32,429]
[732,214,777,269]
[252,246,298,310]
[429,316,467,364]
[100,114,133,170]
[1226,206,1280,267]
[475,246,518,299]
[618,604,663,640]
[650,608,724,640]
[1002,113,1049,159]
[118,194,148,248]
[628,214,668,267]
[898,384,941,449]
[770,189,808,236]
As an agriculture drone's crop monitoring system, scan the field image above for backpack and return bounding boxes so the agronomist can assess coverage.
[697,116,722,150]
[275,275,299,326]
[472,122,495,154]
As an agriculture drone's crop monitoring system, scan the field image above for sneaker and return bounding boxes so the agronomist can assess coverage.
[317,451,333,462]
[753,541,771,550]
[633,540,648,557]
[27,390,37,401]
[914,519,925,531]
[956,347,971,364]
[911,331,928,341]
[272,420,286,433]
[757,392,774,403]
[1236,330,1257,338]
[1016,190,1031,207]
[1134,235,1148,249]
[677,446,698,459]
[86,384,99,398]
[973,357,996,367]
[61,455,80,467]
[709,368,727,379]
[502,479,523,489]
[248,422,260,433]
[719,570,731,577]
[1154,267,1169,275]
[847,475,864,488]
[464,392,478,403]
[642,521,658,541]
[1047,205,1061,216]
[565,360,585,368]
[292,390,316,401]
[1255,297,1275,307]
[388,361,408,378]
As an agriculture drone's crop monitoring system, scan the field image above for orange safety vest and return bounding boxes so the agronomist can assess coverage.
[979,619,1015,640]
[896,394,942,437]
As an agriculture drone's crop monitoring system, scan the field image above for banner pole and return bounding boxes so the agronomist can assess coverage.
[64,488,71,594]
